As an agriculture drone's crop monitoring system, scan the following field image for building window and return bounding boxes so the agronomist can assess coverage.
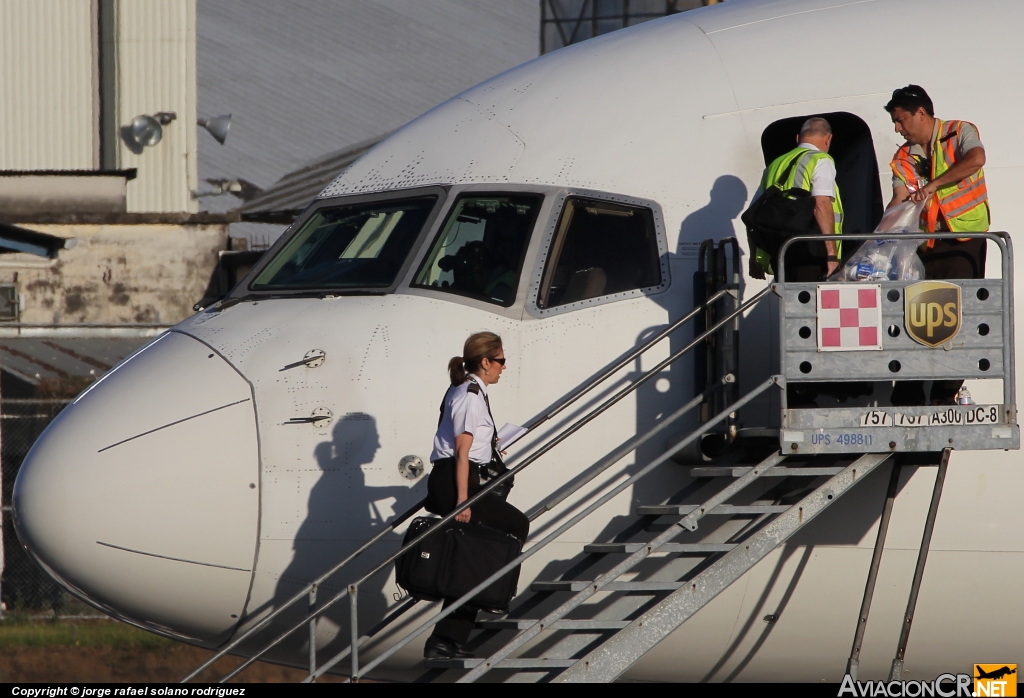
[540,0,713,54]
[538,198,661,309]
[0,284,18,321]
[413,194,542,307]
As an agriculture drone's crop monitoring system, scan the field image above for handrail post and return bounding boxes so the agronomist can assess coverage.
[349,585,359,681]
[308,584,317,680]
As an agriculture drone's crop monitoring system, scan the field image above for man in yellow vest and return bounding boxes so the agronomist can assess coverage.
[749,117,843,282]
[886,85,989,405]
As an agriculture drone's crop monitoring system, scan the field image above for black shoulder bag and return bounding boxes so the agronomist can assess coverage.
[741,156,821,264]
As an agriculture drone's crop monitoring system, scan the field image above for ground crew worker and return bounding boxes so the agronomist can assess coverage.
[885,85,989,406]
[749,117,843,282]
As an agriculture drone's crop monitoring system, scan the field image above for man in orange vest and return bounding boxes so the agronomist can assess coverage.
[886,85,989,405]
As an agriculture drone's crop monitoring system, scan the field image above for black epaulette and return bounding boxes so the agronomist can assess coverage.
[467,382,481,395]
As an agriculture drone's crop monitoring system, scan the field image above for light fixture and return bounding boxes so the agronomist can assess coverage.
[122,111,177,153]
[198,114,232,145]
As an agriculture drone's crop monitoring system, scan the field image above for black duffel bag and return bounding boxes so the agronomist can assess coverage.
[395,517,447,602]
[396,517,523,612]
[741,157,822,263]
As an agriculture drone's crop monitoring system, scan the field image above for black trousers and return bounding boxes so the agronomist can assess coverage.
[424,458,529,644]
[890,238,987,406]
[782,242,836,407]
[780,240,829,283]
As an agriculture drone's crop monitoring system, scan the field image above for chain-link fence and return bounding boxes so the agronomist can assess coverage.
[0,398,103,617]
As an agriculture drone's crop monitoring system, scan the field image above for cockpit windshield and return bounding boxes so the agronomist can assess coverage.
[250,196,437,291]
[413,194,541,306]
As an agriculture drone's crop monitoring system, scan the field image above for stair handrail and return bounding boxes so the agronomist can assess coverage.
[341,376,778,682]
[183,281,769,683]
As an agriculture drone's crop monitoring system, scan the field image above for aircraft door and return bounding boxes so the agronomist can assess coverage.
[761,112,884,242]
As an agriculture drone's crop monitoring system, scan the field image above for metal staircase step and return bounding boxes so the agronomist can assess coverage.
[636,504,789,516]
[555,453,892,682]
[426,657,577,670]
[477,618,630,630]
[583,542,736,554]
[690,465,843,478]
[532,580,682,592]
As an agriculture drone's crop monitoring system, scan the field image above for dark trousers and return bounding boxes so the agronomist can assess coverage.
[782,242,832,407]
[781,240,829,283]
[890,238,987,406]
[424,458,529,644]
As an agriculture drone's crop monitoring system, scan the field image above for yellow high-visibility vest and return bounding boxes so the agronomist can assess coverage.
[754,146,844,273]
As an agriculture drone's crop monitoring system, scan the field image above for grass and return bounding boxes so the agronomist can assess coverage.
[0,618,174,650]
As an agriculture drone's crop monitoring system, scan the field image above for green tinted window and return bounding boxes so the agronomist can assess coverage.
[251,197,436,290]
[413,195,541,306]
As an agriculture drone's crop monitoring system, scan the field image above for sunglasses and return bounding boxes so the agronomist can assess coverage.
[487,357,506,366]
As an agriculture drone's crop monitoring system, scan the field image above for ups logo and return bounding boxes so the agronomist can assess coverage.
[905,281,962,347]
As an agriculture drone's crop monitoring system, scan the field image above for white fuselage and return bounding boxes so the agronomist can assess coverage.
[14,0,1024,682]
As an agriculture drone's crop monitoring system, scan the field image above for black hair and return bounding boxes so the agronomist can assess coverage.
[884,85,934,117]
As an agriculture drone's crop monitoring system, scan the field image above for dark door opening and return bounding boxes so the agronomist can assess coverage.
[761,112,884,241]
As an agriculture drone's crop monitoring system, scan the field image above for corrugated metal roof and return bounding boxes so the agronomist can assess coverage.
[239,135,385,220]
[0,338,151,385]
[196,0,539,200]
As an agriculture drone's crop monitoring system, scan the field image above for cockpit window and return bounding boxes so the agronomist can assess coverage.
[538,198,661,309]
[413,194,541,306]
[250,197,437,291]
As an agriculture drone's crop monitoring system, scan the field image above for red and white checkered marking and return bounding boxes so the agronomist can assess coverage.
[817,284,883,351]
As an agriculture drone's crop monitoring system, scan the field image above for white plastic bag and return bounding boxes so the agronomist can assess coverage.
[839,201,926,282]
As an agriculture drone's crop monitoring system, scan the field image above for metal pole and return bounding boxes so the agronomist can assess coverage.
[888,449,950,681]
[0,351,5,622]
[349,586,359,682]
[846,462,902,679]
[307,584,317,680]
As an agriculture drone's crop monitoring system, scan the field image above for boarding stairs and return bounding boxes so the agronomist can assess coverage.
[183,232,1017,683]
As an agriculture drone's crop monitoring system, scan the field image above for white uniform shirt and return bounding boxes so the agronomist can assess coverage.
[797,142,837,198]
[754,143,837,200]
[431,375,495,463]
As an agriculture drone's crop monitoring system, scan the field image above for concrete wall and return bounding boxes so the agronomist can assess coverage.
[0,223,226,325]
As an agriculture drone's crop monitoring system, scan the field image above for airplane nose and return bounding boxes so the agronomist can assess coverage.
[13,332,259,644]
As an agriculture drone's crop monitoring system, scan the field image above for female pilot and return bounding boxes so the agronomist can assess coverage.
[422,331,530,660]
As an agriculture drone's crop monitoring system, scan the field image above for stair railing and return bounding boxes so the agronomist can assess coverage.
[183,280,771,683]
[339,375,778,682]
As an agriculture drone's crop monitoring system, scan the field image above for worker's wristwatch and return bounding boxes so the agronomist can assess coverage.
[826,255,838,262]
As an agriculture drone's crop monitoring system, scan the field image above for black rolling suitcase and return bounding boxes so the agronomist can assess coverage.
[396,517,522,612]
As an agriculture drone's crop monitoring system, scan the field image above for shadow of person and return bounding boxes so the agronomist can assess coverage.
[629,175,750,518]
[268,413,426,660]
[678,175,749,248]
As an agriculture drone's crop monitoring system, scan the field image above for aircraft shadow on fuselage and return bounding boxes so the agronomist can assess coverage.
[244,413,425,660]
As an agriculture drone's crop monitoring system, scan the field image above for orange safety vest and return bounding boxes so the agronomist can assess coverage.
[890,119,989,245]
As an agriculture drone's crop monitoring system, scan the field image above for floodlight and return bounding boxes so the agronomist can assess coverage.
[124,111,178,151]
[130,115,163,147]
[198,114,232,145]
